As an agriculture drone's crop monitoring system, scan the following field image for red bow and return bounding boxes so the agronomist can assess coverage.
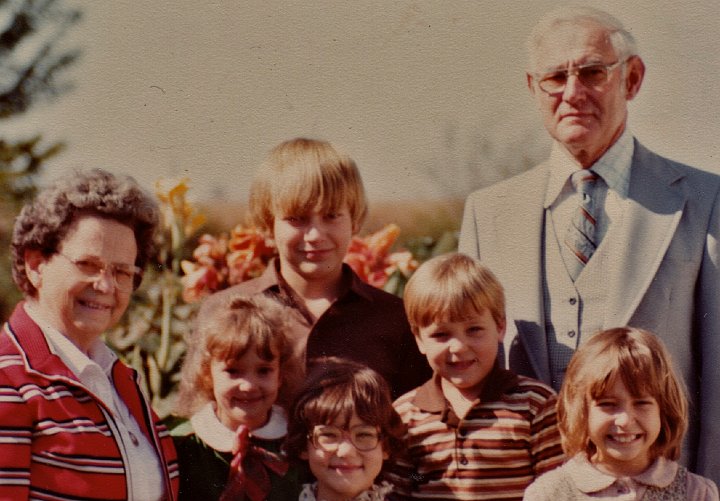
[219,425,289,501]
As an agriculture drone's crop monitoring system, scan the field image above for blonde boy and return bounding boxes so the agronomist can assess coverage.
[390,253,563,500]
[199,138,430,403]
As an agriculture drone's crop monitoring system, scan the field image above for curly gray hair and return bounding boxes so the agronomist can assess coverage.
[11,168,160,297]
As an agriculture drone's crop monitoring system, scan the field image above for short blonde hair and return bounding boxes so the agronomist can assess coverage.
[249,138,368,233]
[403,253,505,333]
[558,327,688,461]
[176,294,294,416]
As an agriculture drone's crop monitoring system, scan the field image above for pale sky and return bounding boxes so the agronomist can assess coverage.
[6,1,720,203]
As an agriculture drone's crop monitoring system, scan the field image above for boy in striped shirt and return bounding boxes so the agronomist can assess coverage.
[388,253,563,500]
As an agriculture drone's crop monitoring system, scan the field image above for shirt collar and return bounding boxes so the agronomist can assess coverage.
[264,258,375,303]
[411,363,519,415]
[544,128,634,208]
[566,454,679,492]
[23,302,116,379]
[190,403,288,452]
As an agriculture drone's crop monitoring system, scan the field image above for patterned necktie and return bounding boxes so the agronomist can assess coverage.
[564,170,600,281]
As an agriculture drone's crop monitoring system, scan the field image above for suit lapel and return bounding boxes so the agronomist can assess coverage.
[489,165,550,382]
[605,142,687,327]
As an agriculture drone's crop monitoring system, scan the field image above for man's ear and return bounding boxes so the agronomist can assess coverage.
[24,249,45,290]
[624,55,645,100]
[526,73,537,95]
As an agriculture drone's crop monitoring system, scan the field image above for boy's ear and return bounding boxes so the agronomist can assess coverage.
[412,329,426,355]
[300,450,309,460]
[497,317,507,342]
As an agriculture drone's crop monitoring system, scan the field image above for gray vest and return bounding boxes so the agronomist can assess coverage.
[543,211,612,390]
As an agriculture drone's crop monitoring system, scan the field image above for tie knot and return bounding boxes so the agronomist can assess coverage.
[570,170,599,194]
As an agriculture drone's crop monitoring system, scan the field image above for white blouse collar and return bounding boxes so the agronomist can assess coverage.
[190,403,288,452]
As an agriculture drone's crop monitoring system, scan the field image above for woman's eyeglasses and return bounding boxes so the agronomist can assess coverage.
[56,253,143,291]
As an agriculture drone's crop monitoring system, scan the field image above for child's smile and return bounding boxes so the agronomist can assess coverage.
[588,378,661,477]
[415,310,505,400]
[303,414,387,501]
[210,347,280,431]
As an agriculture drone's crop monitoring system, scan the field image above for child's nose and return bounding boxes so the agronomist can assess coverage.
[236,378,256,391]
[304,225,322,240]
[334,438,358,457]
[448,338,466,353]
[614,408,632,426]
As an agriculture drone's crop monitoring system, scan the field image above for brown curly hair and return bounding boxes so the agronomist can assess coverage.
[175,293,295,417]
[285,357,406,464]
[11,168,159,297]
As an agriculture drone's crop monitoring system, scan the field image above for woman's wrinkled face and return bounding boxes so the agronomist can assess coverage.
[25,214,137,351]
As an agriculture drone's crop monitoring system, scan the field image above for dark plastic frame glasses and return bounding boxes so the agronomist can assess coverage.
[56,252,143,291]
[309,424,382,452]
[534,60,626,94]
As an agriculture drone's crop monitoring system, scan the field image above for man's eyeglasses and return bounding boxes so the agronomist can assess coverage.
[56,253,143,291]
[309,424,382,452]
[534,60,625,94]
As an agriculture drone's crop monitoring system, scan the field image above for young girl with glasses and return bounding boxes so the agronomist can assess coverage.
[285,357,406,501]
[524,327,719,500]
[171,294,305,500]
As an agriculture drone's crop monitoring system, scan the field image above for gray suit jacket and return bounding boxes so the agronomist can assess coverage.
[459,140,720,482]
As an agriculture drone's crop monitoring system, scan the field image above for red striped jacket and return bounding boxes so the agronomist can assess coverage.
[0,303,180,500]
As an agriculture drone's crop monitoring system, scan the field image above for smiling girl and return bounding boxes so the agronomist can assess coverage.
[285,357,406,501]
[171,294,304,500]
[524,327,718,500]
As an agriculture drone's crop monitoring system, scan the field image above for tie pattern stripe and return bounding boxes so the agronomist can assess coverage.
[564,170,599,280]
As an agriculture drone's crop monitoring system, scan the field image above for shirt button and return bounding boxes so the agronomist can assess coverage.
[569,297,577,305]
[459,456,468,465]
[129,432,139,446]
[568,330,576,338]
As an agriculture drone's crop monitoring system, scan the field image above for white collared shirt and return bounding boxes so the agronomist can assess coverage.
[190,402,288,452]
[545,128,634,246]
[565,454,677,498]
[24,303,166,501]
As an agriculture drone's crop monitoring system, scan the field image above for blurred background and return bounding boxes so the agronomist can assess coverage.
[6,0,720,203]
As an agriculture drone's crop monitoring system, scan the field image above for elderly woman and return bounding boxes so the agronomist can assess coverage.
[0,169,179,500]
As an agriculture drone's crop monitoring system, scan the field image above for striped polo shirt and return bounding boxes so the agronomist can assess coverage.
[389,366,564,500]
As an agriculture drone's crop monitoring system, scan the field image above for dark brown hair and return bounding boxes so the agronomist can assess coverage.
[285,357,406,462]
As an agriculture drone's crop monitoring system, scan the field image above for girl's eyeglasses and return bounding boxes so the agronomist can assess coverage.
[309,424,381,452]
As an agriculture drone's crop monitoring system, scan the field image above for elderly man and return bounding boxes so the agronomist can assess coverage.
[459,7,719,481]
